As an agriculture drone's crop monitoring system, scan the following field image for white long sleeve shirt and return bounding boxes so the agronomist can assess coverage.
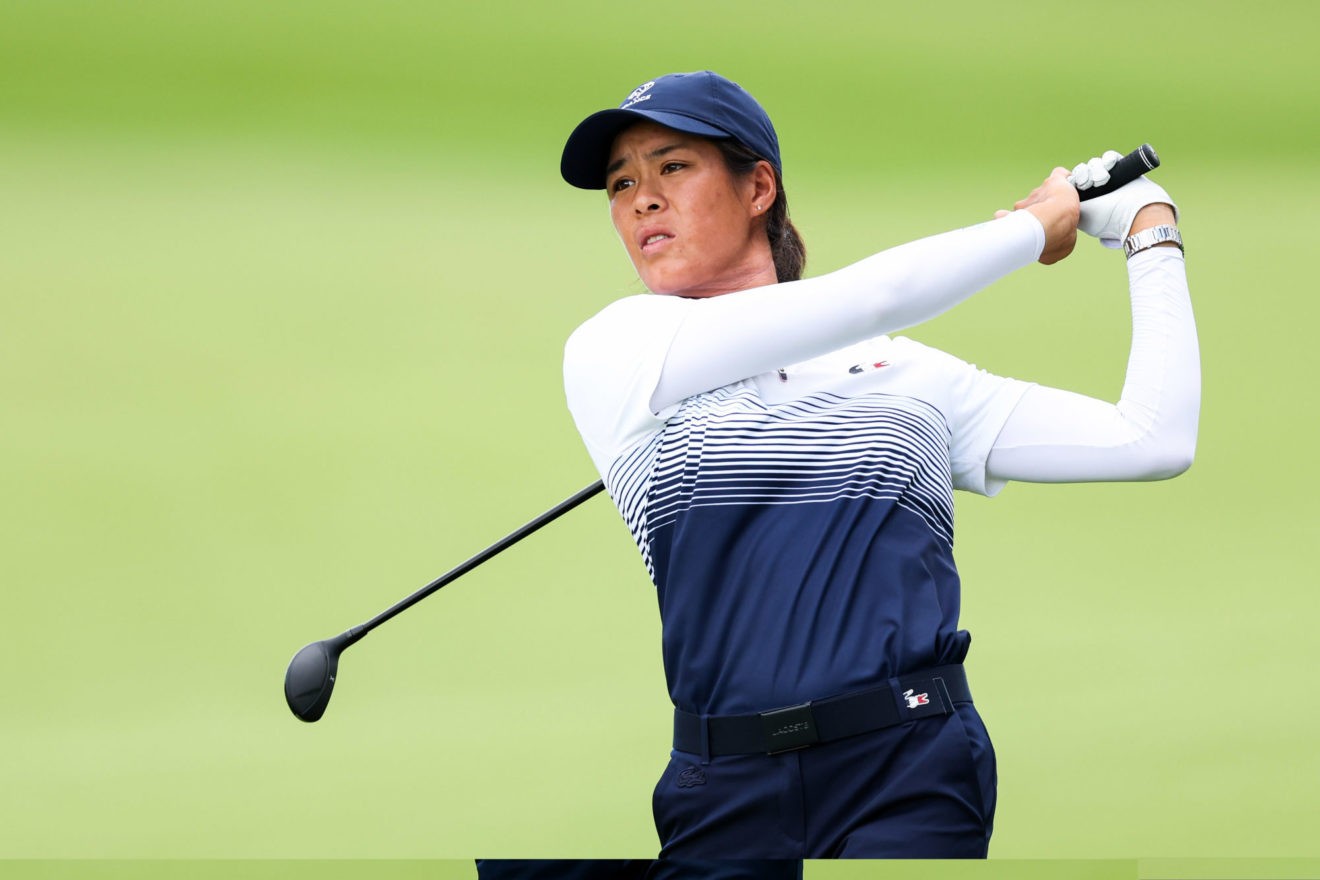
[562,209,1198,714]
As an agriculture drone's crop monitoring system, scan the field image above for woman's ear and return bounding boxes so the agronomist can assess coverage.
[749,160,778,215]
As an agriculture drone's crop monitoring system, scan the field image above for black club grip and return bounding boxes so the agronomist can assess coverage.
[1075,144,1160,201]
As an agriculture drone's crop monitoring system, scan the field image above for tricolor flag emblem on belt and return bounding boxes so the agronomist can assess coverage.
[903,689,930,710]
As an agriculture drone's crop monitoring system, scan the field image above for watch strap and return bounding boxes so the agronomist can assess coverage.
[1124,224,1183,258]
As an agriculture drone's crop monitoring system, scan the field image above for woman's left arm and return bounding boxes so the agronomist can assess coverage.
[985,202,1200,482]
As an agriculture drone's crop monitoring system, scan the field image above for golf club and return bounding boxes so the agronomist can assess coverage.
[284,479,605,722]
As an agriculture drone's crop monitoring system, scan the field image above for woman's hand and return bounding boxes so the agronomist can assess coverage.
[996,167,1080,265]
[1070,149,1178,248]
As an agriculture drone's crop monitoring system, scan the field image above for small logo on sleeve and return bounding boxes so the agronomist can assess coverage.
[848,360,890,375]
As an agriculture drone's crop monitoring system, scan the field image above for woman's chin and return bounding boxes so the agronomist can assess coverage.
[640,276,689,297]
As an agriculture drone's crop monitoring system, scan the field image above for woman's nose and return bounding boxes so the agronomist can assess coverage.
[633,180,665,213]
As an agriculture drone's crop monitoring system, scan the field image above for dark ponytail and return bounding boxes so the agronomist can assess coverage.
[715,140,807,283]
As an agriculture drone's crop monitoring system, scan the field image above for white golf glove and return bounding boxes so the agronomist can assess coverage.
[1070,150,1178,248]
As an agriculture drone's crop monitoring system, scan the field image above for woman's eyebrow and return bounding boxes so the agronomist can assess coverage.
[606,143,686,178]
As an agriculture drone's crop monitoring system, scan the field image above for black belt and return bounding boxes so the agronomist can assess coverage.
[673,664,972,757]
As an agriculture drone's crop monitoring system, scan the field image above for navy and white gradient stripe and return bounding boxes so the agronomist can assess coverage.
[606,383,970,715]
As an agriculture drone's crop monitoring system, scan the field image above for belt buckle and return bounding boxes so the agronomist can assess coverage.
[760,702,820,754]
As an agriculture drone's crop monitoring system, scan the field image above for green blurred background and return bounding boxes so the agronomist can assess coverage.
[2,0,1318,876]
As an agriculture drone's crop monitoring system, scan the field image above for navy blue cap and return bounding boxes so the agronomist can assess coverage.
[560,71,781,190]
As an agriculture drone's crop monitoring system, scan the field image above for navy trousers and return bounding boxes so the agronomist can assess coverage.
[475,861,802,880]
[652,704,997,858]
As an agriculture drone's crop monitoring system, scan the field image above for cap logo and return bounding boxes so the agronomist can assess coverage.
[620,81,655,110]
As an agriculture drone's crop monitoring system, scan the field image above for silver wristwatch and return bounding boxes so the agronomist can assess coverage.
[1123,224,1183,258]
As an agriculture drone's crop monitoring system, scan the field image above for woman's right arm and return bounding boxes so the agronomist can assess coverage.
[646,211,1041,412]
[648,169,1080,412]
[565,170,1077,475]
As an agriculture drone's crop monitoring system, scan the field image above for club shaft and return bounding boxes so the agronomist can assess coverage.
[346,480,606,641]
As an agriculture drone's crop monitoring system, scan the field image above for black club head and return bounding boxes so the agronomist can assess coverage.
[284,637,344,722]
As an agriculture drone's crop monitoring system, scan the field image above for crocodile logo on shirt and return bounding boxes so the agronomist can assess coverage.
[848,360,890,375]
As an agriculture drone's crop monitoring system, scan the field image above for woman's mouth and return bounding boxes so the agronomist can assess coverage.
[639,231,674,255]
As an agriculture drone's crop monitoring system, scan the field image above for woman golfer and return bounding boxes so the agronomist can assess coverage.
[558,71,1198,859]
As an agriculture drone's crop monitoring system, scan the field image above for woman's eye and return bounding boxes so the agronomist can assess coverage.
[610,178,634,194]
[662,162,685,174]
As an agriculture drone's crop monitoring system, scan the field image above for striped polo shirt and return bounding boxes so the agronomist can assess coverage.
[567,296,1031,717]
